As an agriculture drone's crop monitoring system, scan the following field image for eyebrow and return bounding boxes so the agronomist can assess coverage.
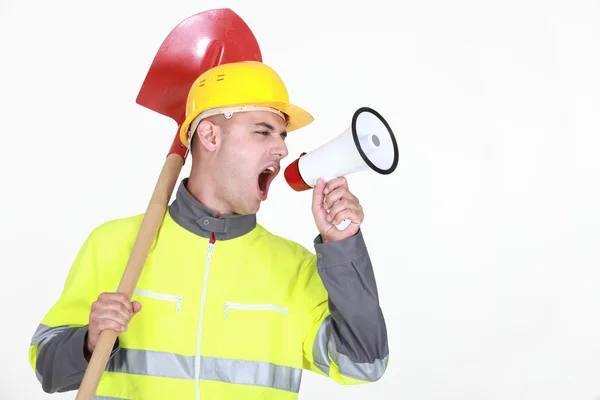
[252,122,288,138]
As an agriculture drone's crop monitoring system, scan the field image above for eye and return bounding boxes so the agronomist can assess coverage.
[256,131,269,136]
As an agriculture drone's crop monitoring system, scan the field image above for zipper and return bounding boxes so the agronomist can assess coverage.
[223,302,288,318]
[195,232,215,400]
[133,289,183,313]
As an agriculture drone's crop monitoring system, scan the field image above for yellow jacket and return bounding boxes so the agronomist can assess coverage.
[29,178,389,399]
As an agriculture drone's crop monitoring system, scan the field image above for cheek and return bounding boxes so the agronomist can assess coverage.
[221,151,254,180]
[218,141,261,181]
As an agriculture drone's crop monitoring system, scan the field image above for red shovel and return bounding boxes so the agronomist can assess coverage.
[74,9,262,399]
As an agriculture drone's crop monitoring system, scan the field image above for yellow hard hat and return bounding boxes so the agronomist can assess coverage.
[179,61,314,147]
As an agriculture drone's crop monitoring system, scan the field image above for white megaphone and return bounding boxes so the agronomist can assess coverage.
[284,106,399,230]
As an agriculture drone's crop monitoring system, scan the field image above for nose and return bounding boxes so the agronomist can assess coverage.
[272,137,289,160]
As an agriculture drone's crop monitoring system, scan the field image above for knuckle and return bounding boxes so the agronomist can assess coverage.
[335,199,348,210]
[115,293,128,303]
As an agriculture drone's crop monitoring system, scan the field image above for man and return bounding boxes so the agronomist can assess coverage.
[29,60,389,399]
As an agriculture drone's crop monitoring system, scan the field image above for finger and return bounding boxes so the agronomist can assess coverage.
[332,208,363,226]
[328,200,362,223]
[311,178,326,214]
[95,317,127,333]
[323,177,348,196]
[90,298,132,329]
[98,292,133,313]
[92,308,130,327]
[101,299,134,321]
[324,187,358,210]
[326,198,358,220]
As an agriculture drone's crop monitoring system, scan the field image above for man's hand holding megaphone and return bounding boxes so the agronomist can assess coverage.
[311,176,363,242]
[284,106,399,240]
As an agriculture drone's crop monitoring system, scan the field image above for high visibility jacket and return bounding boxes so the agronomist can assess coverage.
[29,178,389,399]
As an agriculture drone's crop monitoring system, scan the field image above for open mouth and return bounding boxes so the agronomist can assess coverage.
[257,163,279,200]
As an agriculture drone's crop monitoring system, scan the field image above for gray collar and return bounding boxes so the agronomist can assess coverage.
[168,178,257,240]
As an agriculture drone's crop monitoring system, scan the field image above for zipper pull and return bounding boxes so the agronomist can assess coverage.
[176,297,183,313]
[224,303,229,319]
[207,232,216,263]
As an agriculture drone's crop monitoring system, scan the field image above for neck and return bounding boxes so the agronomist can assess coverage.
[187,163,231,216]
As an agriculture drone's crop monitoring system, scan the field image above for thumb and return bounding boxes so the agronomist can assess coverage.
[132,301,142,314]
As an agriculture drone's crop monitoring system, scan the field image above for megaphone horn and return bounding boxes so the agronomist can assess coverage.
[284,106,399,229]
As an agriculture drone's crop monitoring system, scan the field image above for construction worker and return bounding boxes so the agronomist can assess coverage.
[28,61,389,399]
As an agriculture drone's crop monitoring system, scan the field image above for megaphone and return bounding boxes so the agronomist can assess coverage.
[284,106,399,230]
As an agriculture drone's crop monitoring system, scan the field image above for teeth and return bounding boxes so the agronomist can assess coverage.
[262,166,275,174]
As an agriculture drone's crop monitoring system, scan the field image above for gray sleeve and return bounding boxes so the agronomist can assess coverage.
[311,229,389,382]
[31,324,120,393]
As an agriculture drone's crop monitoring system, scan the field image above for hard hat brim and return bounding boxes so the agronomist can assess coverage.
[179,101,314,148]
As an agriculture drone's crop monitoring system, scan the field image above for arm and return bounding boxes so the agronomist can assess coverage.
[30,325,120,393]
[301,229,389,384]
[28,226,121,393]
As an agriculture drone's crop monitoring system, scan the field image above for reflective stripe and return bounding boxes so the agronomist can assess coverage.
[30,324,303,393]
[30,324,73,345]
[106,348,301,393]
[327,333,388,382]
[201,356,301,393]
[312,316,388,382]
[312,316,332,375]
[106,348,192,380]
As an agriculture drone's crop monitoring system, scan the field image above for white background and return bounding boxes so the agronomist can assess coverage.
[1,0,599,399]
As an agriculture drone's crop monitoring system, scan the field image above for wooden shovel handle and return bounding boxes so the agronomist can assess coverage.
[75,152,184,400]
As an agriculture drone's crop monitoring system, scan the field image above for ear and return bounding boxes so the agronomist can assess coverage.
[194,119,219,153]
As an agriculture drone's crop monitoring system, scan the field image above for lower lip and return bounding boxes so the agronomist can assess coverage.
[258,186,268,201]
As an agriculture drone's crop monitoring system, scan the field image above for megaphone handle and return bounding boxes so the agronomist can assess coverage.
[321,175,351,231]
[335,218,352,231]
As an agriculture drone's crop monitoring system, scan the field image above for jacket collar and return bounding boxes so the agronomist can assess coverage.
[168,178,257,240]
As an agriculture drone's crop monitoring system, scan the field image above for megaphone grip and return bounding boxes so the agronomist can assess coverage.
[335,218,352,231]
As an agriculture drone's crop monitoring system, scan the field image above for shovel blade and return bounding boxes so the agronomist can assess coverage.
[136,8,262,126]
